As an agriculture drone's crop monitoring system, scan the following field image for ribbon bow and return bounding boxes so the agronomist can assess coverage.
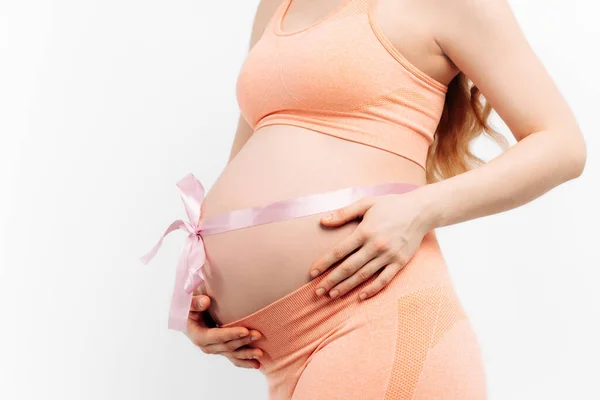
[140,173,207,332]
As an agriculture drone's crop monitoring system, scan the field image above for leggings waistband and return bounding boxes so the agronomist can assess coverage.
[218,231,450,370]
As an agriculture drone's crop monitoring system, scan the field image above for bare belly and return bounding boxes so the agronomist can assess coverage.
[199,125,427,326]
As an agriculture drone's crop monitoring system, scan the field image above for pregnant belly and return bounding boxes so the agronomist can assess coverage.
[198,125,427,326]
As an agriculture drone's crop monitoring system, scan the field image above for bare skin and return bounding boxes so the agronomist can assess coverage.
[186,0,586,370]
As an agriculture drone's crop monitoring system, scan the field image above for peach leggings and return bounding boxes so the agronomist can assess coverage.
[220,232,487,399]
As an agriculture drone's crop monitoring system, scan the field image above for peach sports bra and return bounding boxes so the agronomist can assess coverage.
[236,0,449,169]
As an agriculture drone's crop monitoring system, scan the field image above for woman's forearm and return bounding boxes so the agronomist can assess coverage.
[418,127,587,231]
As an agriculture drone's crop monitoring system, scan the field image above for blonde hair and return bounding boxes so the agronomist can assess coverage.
[426,72,509,183]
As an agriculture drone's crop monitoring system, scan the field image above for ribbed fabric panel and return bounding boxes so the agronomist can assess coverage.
[431,286,468,348]
[383,285,469,400]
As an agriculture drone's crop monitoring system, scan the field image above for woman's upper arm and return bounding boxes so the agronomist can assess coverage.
[228,0,283,163]
[431,0,582,143]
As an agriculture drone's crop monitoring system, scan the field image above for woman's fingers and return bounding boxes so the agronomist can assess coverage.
[320,197,375,226]
[313,243,378,297]
[360,263,403,299]
[223,346,264,361]
[224,354,261,370]
[189,294,210,312]
[188,311,202,322]
[195,328,262,354]
[186,291,265,365]
[327,254,390,299]
[310,227,368,277]
[205,327,253,347]
[185,279,263,370]
[187,319,246,346]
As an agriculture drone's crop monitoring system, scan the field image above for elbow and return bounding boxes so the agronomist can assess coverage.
[564,129,587,180]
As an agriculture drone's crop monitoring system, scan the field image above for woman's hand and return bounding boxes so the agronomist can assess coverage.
[186,287,264,370]
[309,190,435,301]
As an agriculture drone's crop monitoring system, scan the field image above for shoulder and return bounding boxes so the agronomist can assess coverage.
[427,0,578,141]
[249,0,285,48]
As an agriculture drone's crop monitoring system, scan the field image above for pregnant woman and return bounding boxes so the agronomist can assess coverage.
[142,0,586,398]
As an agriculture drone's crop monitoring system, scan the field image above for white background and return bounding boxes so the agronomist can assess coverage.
[1,1,599,399]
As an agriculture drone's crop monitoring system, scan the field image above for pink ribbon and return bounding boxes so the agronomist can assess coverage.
[141,173,419,333]
[140,173,208,332]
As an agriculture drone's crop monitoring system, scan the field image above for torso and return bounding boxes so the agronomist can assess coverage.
[198,0,458,325]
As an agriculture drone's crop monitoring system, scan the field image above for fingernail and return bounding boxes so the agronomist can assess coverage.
[251,334,260,341]
[316,288,325,296]
[323,214,333,221]
[239,331,249,337]
[359,292,367,300]
[198,298,206,308]
[310,269,320,278]
[329,290,339,298]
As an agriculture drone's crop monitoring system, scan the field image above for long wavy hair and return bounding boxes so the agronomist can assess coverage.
[426,72,509,183]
